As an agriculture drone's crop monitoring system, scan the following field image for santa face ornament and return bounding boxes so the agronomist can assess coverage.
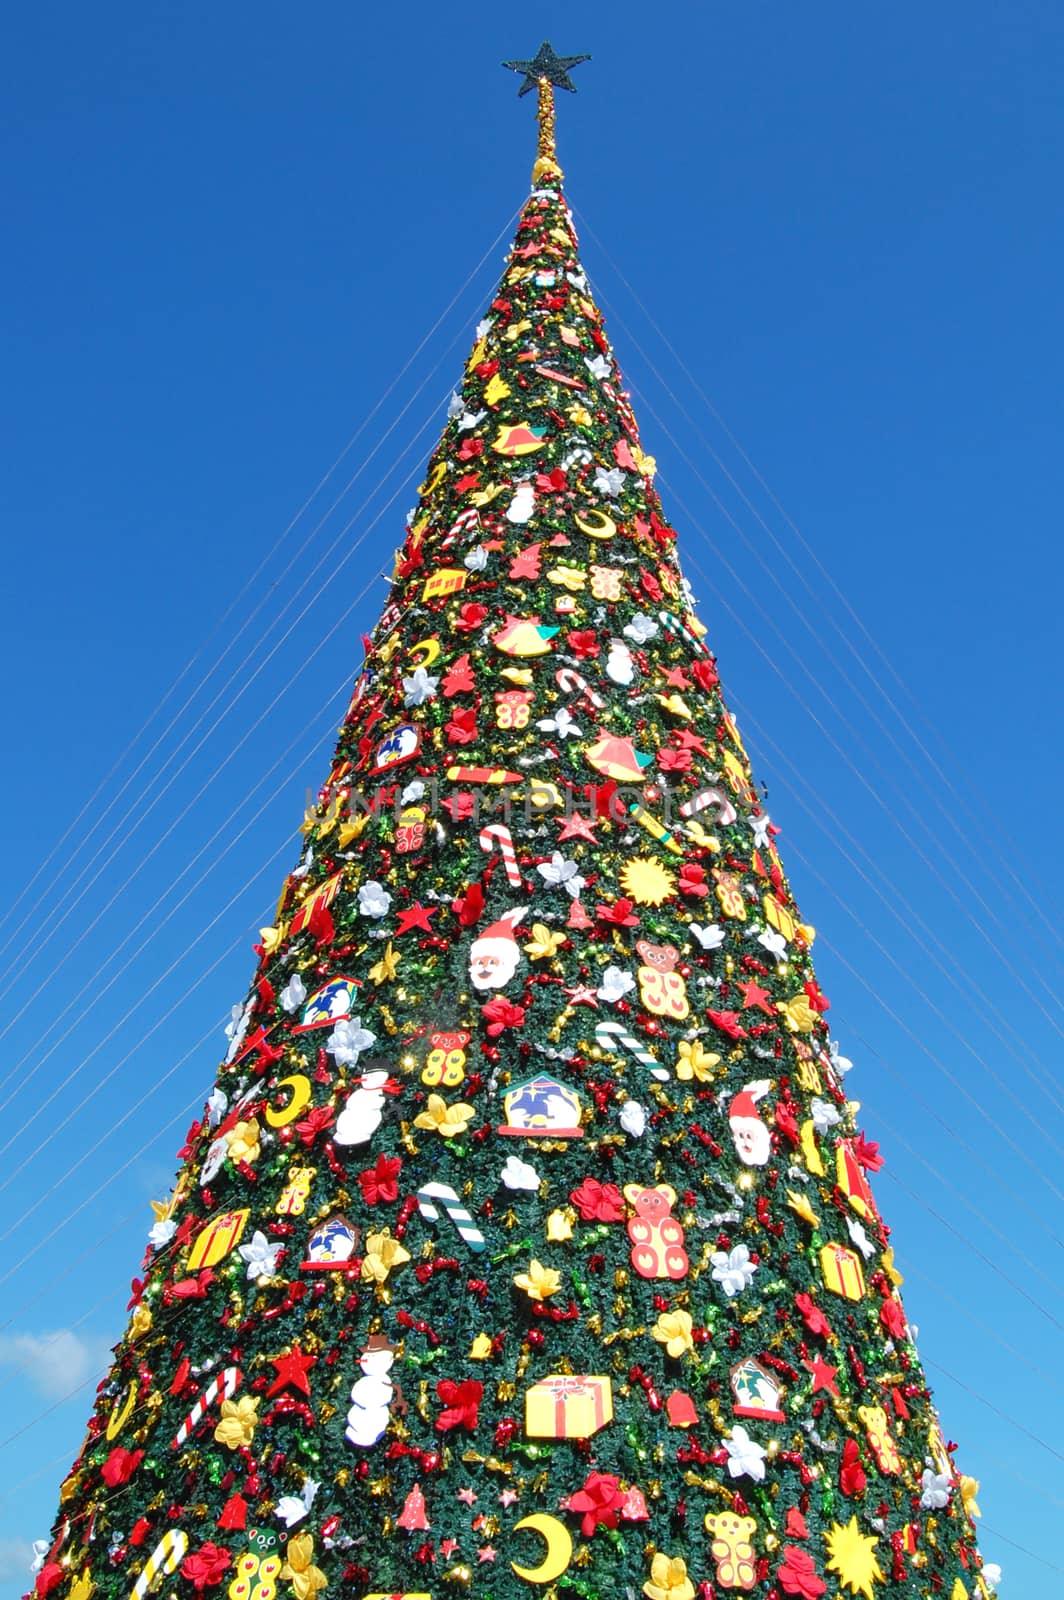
[729,1081,773,1167]
[467,910,526,991]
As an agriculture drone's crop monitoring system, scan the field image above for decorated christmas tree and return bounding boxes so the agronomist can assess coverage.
[33,46,993,1600]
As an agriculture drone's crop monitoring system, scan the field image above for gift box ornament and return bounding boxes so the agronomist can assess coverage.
[525,1374,613,1439]
[187,1208,249,1271]
[819,1242,866,1301]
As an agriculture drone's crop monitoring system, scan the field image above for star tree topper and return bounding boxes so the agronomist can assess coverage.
[502,41,591,96]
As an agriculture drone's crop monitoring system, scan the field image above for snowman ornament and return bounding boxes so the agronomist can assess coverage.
[345,1336,400,1448]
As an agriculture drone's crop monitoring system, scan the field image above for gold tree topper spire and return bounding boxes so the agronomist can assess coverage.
[502,41,590,182]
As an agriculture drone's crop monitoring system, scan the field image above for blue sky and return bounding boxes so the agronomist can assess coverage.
[1,3,1062,1594]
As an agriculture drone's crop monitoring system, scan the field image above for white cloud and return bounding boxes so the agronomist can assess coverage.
[0,1329,102,1398]
[0,1539,36,1581]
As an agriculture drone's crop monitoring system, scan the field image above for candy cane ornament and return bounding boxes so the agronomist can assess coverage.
[658,609,708,654]
[171,1365,243,1450]
[478,824,522,887]
[679,787,737,827]
[416,1181,487,1252]
[555,665,605,710]
[131,1531,189,1599]
[595,1020,669,1081]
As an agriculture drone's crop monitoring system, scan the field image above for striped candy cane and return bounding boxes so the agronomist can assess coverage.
[416,1181,487,1252]
[595,1020,669,1081]
[131,1531,189,1599]
[478,824,522,886]
[658,609,708,654]
[555,665,605,709]
[171,1365,243,1450]
[679,786,737,827]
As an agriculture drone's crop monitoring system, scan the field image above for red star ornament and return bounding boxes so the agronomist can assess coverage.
[738,980,775,1015]
[268,1344,317,1397]
[396,903,438,935]
[802,1353,839,1396]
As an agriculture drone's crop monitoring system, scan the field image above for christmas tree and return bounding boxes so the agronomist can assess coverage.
[33,46,993,1600]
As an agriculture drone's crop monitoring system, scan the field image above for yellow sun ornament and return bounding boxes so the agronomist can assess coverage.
[620,857,677,906]
[360,1228,411,1285]
[824,1517,886,1599]
[412,1095,476,1139]
[651,1308,694,1359]
[513,1259,563,1302]
[643,1552,695,1600]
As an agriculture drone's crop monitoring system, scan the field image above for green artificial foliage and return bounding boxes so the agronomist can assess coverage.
[32,83,991,1600]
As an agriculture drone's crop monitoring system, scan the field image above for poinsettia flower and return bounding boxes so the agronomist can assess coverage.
[838,1438,867,1497]
[442,790,477,820]
[803,977,830,1013]
[358,1153,402,1204]
[777,1545,827,1598]
[480,997,526,1036]
[445,707,478,745]
[880,1297,908,1340]
[180,1544,232,1592]
[852,1131,883,1171]
[597,964,635,1001]
[295,1104,334,1148]
[795,1292,832,1337]
[691,656,719,691]
[453,602,489,632]
[570,1177,625,1222]
[678,863,709,897]
[452,881,485,926]
[536,852,586,897]
[595,896,640,928]
[566,629,600,658]
[707,1009,748,1040]
[657,746,692,772]
[568,1471,624,1535]
[101,1447,143,1487]
[435,1378,483,1432]
[402,666,439,706]
[689,921,725,950]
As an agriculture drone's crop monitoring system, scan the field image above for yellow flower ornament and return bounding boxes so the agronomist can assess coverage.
[513,1258,563,1302]
[651,1308,694,1359]
[644,1552,695,1600]
[413,1095,476,1139]
[213,1394,260,1451]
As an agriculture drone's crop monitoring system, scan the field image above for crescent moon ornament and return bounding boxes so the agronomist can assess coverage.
[264,1074,312,1128]
[575,508,617,540]
[408,638,442,666]
[511,1514,573,1584]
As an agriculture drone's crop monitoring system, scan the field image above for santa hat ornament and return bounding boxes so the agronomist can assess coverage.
[729,1079,772,1167]
[468,907,527,992]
